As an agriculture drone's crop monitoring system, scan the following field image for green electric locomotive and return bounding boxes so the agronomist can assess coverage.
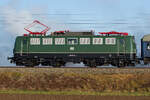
[8,21,137,67]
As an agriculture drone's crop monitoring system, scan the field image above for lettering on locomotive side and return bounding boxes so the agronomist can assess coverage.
[30,38,40,45]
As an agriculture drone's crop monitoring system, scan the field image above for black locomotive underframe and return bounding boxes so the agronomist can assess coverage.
[9,53,136,67]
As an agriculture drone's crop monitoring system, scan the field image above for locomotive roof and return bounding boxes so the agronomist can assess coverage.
[51,31,94,36]
[142,34,150,41]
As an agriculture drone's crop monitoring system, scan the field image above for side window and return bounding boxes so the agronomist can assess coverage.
[80,38,90,45]
[147,43,150,50]
[67,38,78,45]
[93,38,103,45]
[105,38,116,45]
[43,38,53,45]
[30,38,40,45]
[55,38,65,45]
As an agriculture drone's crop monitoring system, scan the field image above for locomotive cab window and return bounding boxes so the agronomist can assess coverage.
[147,43,150,50]
[67,38,78,45]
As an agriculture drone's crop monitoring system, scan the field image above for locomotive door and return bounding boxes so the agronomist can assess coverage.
[22,38,29,54]
[118,39,125,55]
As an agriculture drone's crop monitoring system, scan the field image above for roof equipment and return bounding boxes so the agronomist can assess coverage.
[24,20,50,35]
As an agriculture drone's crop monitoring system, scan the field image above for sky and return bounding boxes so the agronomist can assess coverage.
[0,0,150,65]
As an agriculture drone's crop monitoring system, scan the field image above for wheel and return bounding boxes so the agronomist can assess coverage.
[130,63,136,67]
[144,61,148,65]
[52,61,65,68]
[89,65,96,68]
[25,64,35,67]
[88,61,97,68]
[24,60,38,67]
[53,63,61,68]
[16,62,23,66]
[117,62,125,68]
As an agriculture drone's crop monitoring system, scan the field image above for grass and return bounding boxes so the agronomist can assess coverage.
[0,68,150,96]
[0,90,150,96]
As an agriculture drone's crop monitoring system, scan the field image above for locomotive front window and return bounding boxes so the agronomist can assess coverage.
[67,38,78,45]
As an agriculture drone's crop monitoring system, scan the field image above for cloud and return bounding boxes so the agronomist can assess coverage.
[2,7,34,36]
[0,4,35,65]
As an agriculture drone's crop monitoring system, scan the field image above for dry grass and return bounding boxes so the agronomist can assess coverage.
[0,68,150,95]
[0,94,150,100]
